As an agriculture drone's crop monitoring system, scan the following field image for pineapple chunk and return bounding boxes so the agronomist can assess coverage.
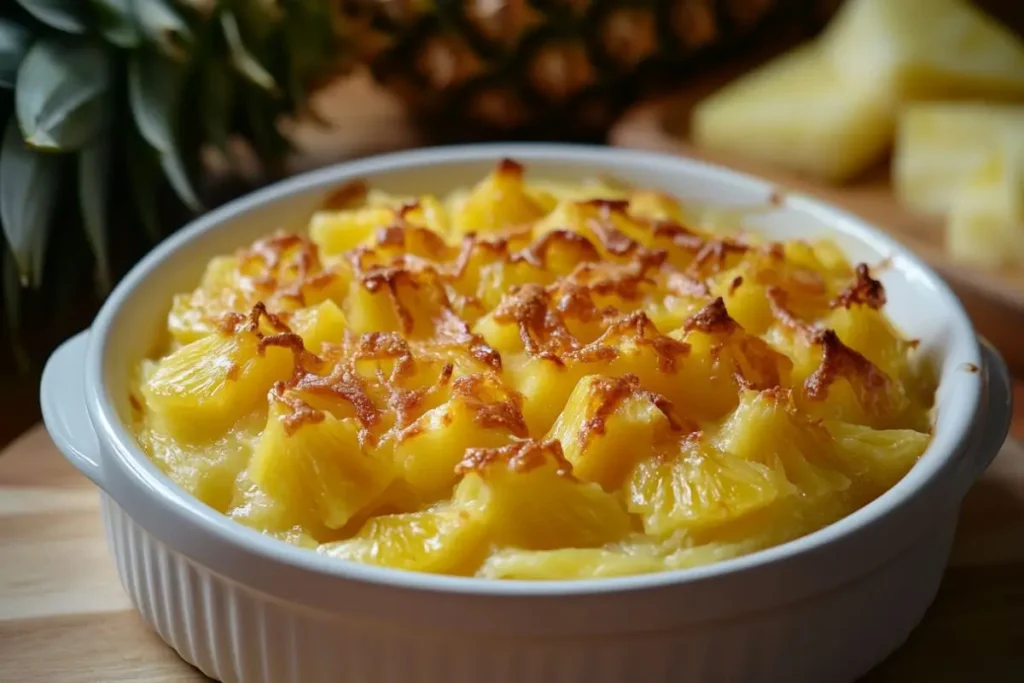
[628,438,793,536]
[821,0,1024,105]
[947,151,1024,269]
[894,103,1024,216]
[142,330,294,443]
[249,401,395,530]
[453,440,631,551]
[289,300,348,354]
[309,206,397,255]
[715,390,850,513]
[319,506,488,575]
[393,376,527,502]
[824,421,930,499]
[547,374,675,491]
[451,160,546,236]
[691,45,894,183]
[478,545,665,580]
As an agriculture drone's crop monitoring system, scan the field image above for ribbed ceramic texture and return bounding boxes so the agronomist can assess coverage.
[101,494,958,683]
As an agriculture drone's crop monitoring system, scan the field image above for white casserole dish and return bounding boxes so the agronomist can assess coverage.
[40,144,1012,683]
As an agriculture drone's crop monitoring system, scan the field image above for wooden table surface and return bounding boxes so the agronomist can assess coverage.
[1,382,1023,682]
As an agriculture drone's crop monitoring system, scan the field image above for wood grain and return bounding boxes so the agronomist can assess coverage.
[609,87,1024,378]
[1,409,1023,682]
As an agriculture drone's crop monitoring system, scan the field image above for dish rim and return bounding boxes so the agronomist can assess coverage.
[81,142,984,597]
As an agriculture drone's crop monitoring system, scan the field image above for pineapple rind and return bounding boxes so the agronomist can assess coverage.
[131,161,935,580]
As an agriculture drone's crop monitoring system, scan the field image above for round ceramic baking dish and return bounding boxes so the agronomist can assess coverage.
[41,145,1011,683]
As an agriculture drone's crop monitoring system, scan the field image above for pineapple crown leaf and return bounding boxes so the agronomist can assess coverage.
[15,38,113,151]
[220,11,278,93]
[91,0,140,49]
[134,0,194,61]
[14,0,88,34]
[79,124,113,293]
[0,20,31,87]
[0,117,61,288]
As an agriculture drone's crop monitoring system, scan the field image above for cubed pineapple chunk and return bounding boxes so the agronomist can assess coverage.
[821,0,1024,104]
[628,438,794,536]
[715,390,850,510]
[289,300,348,354]
[453,440,631,551]
[249,401,396,530]
[309,206,396,255]
[503,356,586,436]
[894,103,1024,216]
[547,374,675,491]
[142,331,294,443]
[393,376,527,502]
[824,421,930,499]
[319,506,488,575]
[451,160,546,236]
[477,545,665,580]
[946,151,1024,269]
[692,45,893,183]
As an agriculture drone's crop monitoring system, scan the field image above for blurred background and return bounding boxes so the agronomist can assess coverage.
[0,0,1022,447]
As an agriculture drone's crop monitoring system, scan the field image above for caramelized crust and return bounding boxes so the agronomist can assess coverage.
[455,439,573,477]
[830,264,886,310]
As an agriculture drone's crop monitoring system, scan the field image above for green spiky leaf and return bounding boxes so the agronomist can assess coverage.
[16,39,112,152]
[0,118,62,288]
[79,123,112,293]
[128,50,202,212]
[202,59,235,153]
[91,0,140,49]
[0,20,31,89]
[134,0,193,61]
[221,12,278,93]
[14,0,88,34]
[125,128,162,244]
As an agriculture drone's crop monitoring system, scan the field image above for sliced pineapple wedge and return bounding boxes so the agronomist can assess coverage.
[319,506,487,576]
[142,330,294,443]
[449,159,547,236]
[477,544,665,580]
[453,439,631,551]
[821,0,1024,105]
[249,400,396,530]
[546,374,676,491]
[627,437,794,537]
[946,149,1024,269]
[824,421,930,500]
[691,44,894,183]
[894,103,1024,217]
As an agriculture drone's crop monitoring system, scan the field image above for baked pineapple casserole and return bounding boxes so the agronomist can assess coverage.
[131,160,936,580]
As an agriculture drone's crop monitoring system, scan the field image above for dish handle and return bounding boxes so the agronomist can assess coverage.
[40,330,105,489]
[965,337,1014,485]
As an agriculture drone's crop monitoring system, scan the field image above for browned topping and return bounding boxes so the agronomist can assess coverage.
[451,374,529,437]
[766,286,812,336]
[455,439,572,477]
[666,271,711,298]
[510,229,601,267]
[497,158,524,177]
[270,387,327,436]
[804,329,894,413]
[830,263,886,310]
[729,276,744,296]
[650,220,711,252]
[687,238,750,278]
[321,180,368,211]
[684,297,740,336]
[390,363,454,430]
[577,374,683,451]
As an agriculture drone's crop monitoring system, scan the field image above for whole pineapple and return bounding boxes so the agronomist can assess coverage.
[0,0,833,379]
[339,0,840,138]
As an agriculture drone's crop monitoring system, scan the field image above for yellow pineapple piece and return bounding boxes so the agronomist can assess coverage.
[393,374,527,502]
[451,160,547,236]
[692,45,894,183]
[627,190,689,224]
[249,400,396,530]
[167,256,243,344]
[453,440,631,551]
[142,330,294,443]
[309,206,397,255]
[289,300,349,354]
[628,437,793,536]
[547,374,676,491]
[894,103,1024,217]
[503,355,586,436]
[715,390,850,516]
[947,151,1024,269]
[825,421,930,499]
[821,0,1024,105]
[319,506,487,575]
[478,545,665,580]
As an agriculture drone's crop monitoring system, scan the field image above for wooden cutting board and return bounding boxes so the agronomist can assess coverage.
[609,87,1024,378]
[1,410,1024,683]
